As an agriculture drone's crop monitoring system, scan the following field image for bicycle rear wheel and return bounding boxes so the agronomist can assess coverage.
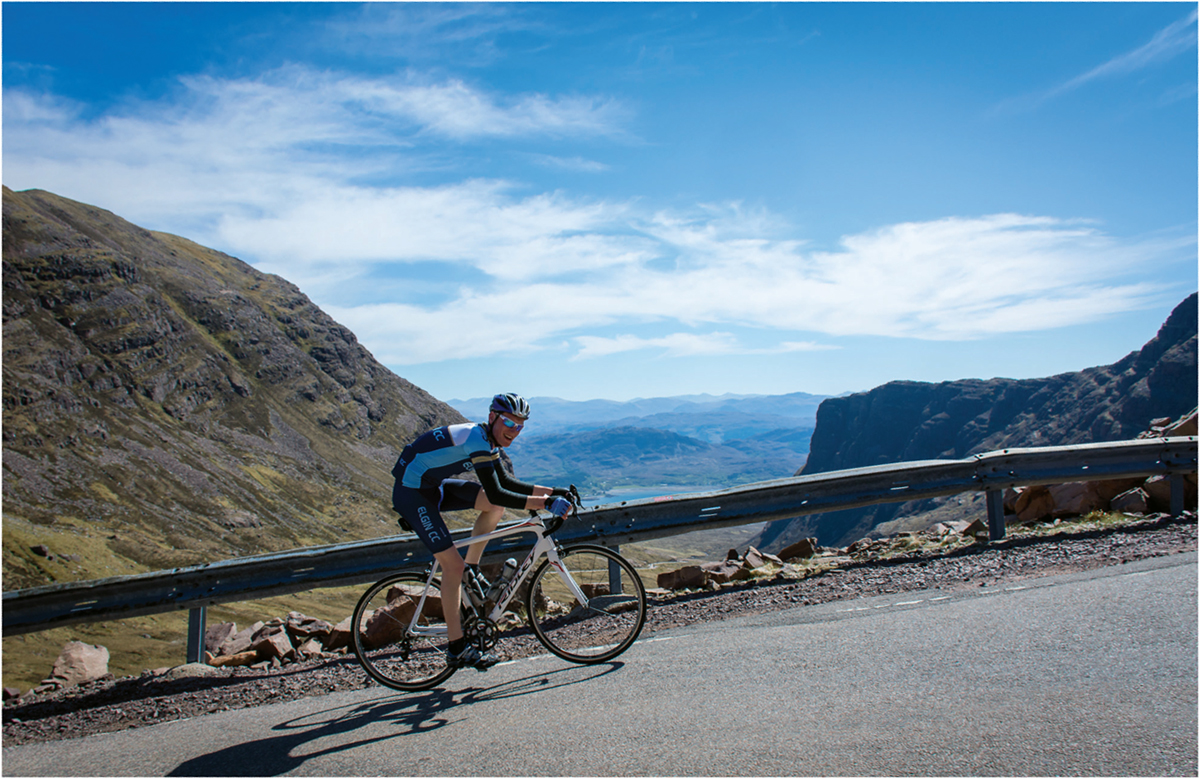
[352,572,456,691]
[526,544,647,664]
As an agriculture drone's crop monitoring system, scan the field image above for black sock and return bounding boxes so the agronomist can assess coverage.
[448,638,466,654]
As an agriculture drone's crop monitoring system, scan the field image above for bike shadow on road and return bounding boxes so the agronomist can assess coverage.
[165,662,623,777]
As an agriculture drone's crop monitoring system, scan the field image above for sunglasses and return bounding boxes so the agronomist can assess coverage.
[497,416,525,432]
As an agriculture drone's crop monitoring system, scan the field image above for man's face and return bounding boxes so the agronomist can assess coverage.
[491,412,526,448]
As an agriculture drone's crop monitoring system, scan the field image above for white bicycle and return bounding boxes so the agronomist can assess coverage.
[351,489,647,691]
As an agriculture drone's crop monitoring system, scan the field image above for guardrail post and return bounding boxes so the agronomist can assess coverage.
[187,606,206,664]
[1171,474,1185,516]
[986,490,1006,541]
[606,544,623,594]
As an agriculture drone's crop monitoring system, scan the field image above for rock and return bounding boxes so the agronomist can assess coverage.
[47,641,109,688]
[779,537,819,561]
[3,687,23,701]
[1143,475,1175,512]
[206,650,259,668]
[324,617,354,652]
[1165,409,1198,437]
[657,566,707,590]
[960,518,988,536]
[30,544,52,558]
[298,638,326,658]
[361,598,417,650]
[1111,488,1149,515]
[1015,486,1056,523]
[218,621,264,657]
[250,625,295,662]
[1048,482,1106,518]
[204,622,237,655]
[1090,477,1147,502]
[162,663,220,680]
[286,614,333,643]
[700,561,742,584]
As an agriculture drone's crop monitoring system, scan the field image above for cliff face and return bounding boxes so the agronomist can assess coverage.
[756,293,1198,550]
[2,187,464,589]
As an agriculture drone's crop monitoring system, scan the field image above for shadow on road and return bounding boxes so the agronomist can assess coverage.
[166,662,622,776]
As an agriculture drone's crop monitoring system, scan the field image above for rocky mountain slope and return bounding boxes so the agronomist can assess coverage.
[755,293,1198,550]
[2,187,464,591]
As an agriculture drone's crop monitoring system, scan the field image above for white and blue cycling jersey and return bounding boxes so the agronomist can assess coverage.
[391,423,537,551]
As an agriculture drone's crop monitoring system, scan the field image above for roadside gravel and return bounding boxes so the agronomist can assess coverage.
[4,512,1195,747]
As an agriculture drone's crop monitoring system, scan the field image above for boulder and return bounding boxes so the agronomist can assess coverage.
[250,625,295,662]
[163,662,220,680]
[218,621,264,657]
[1048,482,1106,518]
[285,613,333,645]
[1089,477,1148,503]
[1111,488,1149,515]
[700,560,742,584]
[1142,475,1175,512]
[204,621,237,655]
[656,565,706,590]
[325,616,354,652]
[362,598,417,650]
[206,650,258,668]
[778,537,819,561]
[47,641,109,688]
[1014,486,1056,523]
[1165,408,1198,437]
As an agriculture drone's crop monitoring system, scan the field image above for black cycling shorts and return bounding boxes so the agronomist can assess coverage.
[392,479,481,553]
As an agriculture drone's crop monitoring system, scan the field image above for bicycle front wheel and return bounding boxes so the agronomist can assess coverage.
[352,572,456,691]
[526,544,647,664]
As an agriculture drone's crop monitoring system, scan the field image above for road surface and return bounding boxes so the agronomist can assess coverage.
[3,552,1195,776]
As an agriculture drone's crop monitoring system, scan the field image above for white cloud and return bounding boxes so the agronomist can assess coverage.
[2,65,628,232]
[4,65,1188,371]
[329,208,1183,366]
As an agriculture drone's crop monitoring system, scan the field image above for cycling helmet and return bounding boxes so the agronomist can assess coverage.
[490,392,531,419]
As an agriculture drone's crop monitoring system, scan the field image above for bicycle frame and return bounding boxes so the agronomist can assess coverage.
[404,515,587,638]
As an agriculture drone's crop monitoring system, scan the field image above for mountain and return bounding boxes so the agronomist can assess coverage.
[449,392,827,437]
[450,393,825,493]
[2,187,464,590]
[505,426,809,495]
[754,293,1198,550]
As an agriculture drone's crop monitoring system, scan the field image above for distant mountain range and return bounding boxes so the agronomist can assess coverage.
[448,393,826,494]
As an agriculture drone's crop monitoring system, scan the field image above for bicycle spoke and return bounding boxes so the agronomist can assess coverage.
[352,573,456,691]
[526,545,647,664]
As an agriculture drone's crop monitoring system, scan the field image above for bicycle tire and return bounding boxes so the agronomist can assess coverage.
[525,544,647,664]
[351,572,457,691]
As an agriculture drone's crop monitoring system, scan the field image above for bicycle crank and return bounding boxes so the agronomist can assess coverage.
[462,615,499,650]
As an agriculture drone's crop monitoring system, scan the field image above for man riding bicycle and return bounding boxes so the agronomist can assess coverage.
[391,392,573,670]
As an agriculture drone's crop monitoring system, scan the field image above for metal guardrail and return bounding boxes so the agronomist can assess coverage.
[3,437,1196,652]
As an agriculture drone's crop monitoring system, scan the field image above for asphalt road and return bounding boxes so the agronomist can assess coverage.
[4,552,1196,777]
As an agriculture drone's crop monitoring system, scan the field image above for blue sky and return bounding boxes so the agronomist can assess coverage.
[4,2,1197,403]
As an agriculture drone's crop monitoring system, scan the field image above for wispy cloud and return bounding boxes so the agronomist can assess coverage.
[1054,8,1198,95]
[5,59,1189,372]
[993,9,1197,114]
[2,65,629,234]
[325,207,1185,366]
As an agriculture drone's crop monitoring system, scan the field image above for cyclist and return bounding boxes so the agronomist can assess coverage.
[391,392,574,670]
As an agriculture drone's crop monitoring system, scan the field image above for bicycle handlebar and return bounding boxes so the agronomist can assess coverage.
[530,484,583,535]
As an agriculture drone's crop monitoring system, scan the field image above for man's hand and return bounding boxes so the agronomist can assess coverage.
[545,496,572,517]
